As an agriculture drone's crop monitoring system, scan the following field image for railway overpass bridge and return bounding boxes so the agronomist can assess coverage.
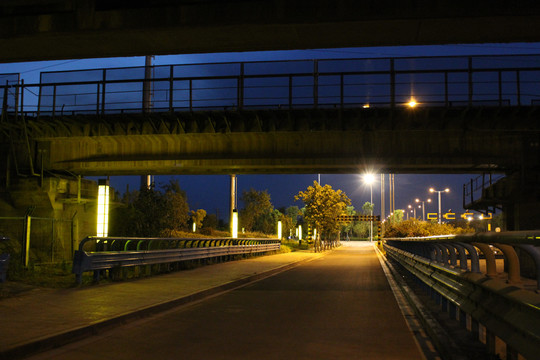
[1,54,540,231]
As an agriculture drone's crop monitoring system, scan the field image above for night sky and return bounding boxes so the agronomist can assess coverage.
[3,43,540,221]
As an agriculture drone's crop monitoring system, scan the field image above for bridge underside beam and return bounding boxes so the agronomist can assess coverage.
[12,106,534,176]
[1,1,540,62]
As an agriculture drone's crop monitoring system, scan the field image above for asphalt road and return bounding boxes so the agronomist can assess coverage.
[28,243,423,360]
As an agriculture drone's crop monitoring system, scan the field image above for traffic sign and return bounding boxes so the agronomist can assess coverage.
[427,213,438,220]
[443,212,455,220]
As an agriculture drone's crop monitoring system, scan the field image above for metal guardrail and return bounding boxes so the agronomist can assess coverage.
[72,236,280,284]
[77,236,279,252]
[383,232,540,360]
[3,54,540,117]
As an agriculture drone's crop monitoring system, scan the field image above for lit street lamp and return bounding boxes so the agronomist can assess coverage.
[415,198,432,221]
[407,204,415,219]
[363,173,375,242]
[429,188,450,224]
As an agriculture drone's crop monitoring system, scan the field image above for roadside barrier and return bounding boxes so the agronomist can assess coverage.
[383,231,540,360]
[72,236,280,284]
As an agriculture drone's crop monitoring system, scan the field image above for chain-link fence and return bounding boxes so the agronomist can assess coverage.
[0,216,73,269]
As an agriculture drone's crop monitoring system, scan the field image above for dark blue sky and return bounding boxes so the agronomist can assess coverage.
[4,43,540,220]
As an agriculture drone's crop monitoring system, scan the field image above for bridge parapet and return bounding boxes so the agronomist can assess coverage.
[2,54,540,117]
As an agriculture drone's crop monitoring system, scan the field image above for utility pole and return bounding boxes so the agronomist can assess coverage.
[141,55,153,190]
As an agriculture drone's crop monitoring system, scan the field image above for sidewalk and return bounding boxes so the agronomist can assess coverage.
[0,251,322,360]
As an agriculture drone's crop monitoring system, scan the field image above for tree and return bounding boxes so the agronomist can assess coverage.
[161,180,190,233]
[109,180,190,237]
[240,188,274,233]
[295,181,351,249]
[361,201,374,215]
[202,213,219,230]
[387,209,404,226]
[282,206,300,239]
[191,209,207,231]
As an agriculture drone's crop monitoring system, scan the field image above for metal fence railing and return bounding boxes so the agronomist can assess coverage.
[383,232,540,360]
[2,54,540,118]
[462,173,506,209]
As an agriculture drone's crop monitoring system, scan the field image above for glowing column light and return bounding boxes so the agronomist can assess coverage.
[97,179,110,237]
[192,222,197,233]
[298,225,302,240]
[232,209,238,238]
[277,220,282,240]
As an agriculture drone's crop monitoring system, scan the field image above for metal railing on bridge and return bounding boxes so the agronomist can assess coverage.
[2,54,540,118]
[72,236,280,284]
[383,232,540,360]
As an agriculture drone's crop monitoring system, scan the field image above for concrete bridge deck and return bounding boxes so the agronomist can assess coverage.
[0,244,426,360]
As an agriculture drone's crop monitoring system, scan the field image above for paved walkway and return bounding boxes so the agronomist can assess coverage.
[0,251,321,359]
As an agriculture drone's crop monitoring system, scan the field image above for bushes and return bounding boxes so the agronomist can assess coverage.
[384,218,474,238]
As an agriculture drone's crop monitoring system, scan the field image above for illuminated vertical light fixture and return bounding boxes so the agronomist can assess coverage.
[363,173,375,242]
[192,222,197,232]
[232,209,238,239]
[277,220,282,240]
[97,179,110,237]
[298,225,302,240]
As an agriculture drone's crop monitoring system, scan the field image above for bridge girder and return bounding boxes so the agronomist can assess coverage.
[3,107,538,176]
[1,1,540,62]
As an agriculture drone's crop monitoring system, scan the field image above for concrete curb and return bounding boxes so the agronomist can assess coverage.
[1,253,324,360]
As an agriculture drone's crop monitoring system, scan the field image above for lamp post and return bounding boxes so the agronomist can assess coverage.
[363,173,375,242]
[415,198,432,221]
[407,205,414,219]
[429,188,450,224]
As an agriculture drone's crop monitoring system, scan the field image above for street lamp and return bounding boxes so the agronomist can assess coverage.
[363,173,375,242]
[415,198,432,221]
[407,204,414,219]
[429,188,450,224]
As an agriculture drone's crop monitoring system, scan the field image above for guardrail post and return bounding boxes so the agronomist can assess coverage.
[495,244,521,284]
[455,243,469,270]
[189,79,193,111]
[288,75,293,109]
[390,59,395,109]
[444,71,449,107]
[474,243,497,277]
[52,85,56,119]
[340,73,344,109]
[313,60,318,108]
[517,244,540,290]
[468,56,473,106]
[169,65,174,112]
[516,70,521,106]
[498,70,503,106]
[101,69,107,115]
[237,62,244,110]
